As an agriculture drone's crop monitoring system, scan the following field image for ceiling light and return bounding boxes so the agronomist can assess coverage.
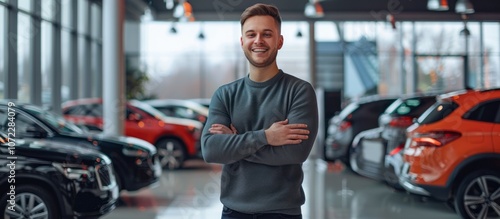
[170,23,177,34]
[459,27,470,36]
[459,14,471,36]
[304,1,324,18]
[427,0,448,11]
[455,0,474,14]
[173,0,195,22]
[296,30,303,37]
[165,0,174,10]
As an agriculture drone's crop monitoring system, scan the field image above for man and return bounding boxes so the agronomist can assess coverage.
[201,3,318,219]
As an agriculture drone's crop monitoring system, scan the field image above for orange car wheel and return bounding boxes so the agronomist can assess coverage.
[454,170,500,219]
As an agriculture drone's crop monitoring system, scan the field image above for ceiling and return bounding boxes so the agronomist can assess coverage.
[125,0,500,22]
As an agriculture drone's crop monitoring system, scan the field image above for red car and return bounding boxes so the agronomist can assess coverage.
[62,98,203,170]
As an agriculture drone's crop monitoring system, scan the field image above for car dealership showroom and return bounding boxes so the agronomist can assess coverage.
[1,0,500,218]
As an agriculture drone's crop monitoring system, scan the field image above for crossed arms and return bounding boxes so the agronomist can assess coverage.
[201,84,319,166]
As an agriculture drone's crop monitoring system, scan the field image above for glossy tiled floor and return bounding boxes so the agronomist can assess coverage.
[101,158,459,219]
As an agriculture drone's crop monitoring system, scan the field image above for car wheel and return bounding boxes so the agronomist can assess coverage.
[1,185,60,219]
[156,138,186,170]
[454,170,500,219]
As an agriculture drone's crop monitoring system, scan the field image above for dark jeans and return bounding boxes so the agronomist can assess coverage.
[221,207,302,219]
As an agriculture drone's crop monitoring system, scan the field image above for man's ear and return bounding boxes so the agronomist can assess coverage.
[277,35,284,49]
[240,36,243,46]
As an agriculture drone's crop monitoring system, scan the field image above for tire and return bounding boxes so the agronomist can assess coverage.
[454,170,500,219]
[1,185,60,219]
[156,138,186,170]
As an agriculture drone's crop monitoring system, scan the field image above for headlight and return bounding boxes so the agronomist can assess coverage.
[122,147,149,157]
[53,163,95,182]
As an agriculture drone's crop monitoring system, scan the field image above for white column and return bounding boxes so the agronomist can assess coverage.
[103,0,125,136]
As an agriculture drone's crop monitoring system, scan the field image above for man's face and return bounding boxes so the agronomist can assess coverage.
[240,15,283,68]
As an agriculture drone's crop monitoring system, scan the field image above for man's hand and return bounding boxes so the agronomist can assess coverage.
[265,119,309,146]
[209,124,238,134]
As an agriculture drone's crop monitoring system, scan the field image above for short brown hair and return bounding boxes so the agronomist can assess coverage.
[240,3,282,33]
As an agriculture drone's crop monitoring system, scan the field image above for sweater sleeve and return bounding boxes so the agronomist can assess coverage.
[243,83,319,166]
[201,88,268,164]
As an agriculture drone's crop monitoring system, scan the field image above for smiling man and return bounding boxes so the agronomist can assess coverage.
[201,3,318,219]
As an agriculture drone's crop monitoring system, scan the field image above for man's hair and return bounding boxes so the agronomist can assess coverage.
[240,3,282,33]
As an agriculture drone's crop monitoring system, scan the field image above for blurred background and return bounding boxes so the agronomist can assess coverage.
[1,0,500,219]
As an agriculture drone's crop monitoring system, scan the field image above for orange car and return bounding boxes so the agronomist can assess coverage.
[399,88,500,219]
[62,98,203,170]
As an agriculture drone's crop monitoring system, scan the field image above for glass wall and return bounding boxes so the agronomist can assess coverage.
[1,0,101,112]
[482,22,500,88]
[41,21,52,104]
[0,6,4,99]
[17,13,31,102]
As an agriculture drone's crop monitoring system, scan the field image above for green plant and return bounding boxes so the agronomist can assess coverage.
[125,57,155,100]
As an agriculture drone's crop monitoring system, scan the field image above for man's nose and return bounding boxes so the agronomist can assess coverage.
[253,34,263,44]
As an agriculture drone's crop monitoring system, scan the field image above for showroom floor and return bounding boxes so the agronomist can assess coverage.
[101,158,459,219]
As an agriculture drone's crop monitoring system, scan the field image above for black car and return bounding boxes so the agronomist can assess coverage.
[349,95,437,189]
[0,132,119,218]
[0,101,162,192]
[323,96,397,167]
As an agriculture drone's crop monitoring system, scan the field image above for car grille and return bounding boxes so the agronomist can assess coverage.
[96,164,115,190]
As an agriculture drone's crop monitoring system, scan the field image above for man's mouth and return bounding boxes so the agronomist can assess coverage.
[252,48,268,53]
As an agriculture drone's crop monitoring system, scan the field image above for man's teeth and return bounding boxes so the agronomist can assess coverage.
[253,49,267,52]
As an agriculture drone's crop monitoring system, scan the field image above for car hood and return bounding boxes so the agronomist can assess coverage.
[1,138,110,165]
[62,132,157,154]
[94,133,157,154]
[159,115,203,129]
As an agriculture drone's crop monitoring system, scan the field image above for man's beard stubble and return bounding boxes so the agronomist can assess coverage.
[243,49,279,68]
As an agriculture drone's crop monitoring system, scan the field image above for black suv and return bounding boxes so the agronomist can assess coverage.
[0,101,161,192]
[0,132,118,218]
[324,96,397,166]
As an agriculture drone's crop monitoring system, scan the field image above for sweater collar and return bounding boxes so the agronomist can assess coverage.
[244,70,284,88]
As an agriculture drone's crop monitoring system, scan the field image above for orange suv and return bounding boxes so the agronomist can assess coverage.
[62,98,203,170]
[399,88,500,219]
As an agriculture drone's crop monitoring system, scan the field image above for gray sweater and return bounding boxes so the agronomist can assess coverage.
[201,70,319,215]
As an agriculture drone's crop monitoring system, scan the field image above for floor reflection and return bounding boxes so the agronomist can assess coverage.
[102,158,458,219]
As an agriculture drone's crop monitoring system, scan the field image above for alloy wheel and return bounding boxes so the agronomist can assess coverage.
[455,171,500,219]
[4,193,49,219]
[157,139,186,170]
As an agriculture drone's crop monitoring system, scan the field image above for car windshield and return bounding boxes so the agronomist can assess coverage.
[130,100,167,118]
[383,99,403,114]
[384,97,435,116]
[338,102,359,120]
[23,106,85,134]
[417,100,459,125]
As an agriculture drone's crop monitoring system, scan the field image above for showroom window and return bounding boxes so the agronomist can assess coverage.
[17,12,31,102]
[17,0,31,13]
[41,20,53,104]
[41,0,56,21]
[0,6,4,99]
[481,23,500,88]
